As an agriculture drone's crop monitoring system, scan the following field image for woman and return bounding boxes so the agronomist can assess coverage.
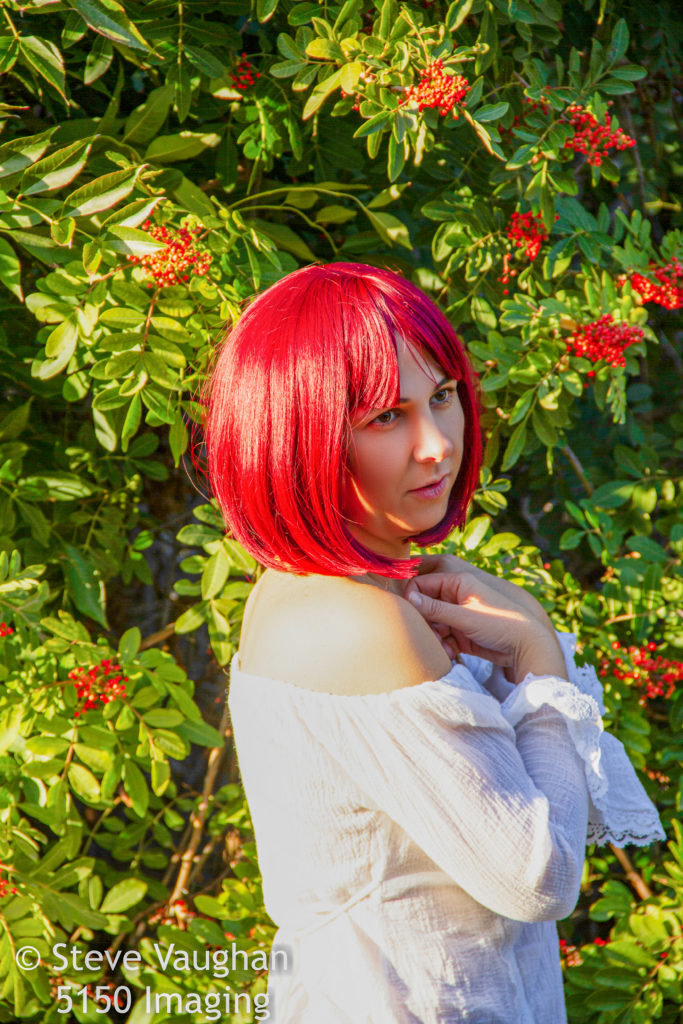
[203,262,664,1023]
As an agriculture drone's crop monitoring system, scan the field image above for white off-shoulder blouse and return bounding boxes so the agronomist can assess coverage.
[228,633,664,1024]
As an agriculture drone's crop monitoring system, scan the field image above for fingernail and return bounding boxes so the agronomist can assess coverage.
[407,591,422,608]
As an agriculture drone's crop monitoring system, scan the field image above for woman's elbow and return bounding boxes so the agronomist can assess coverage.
[519,848,584,923]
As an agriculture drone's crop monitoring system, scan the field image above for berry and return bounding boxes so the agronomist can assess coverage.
[127,221,212,289]
[68,659,128,718]
[401,60,470,118]
[565,314,643,369]
[599,641,683,704]
[229,53,261,93]
[563,103,635,167]
[506,210,550,262]
[0,623,13,637]
[618,258,683,310]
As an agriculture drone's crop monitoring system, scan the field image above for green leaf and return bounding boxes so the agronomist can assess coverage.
[591,480,635,508]
[26,736,70,757]
[70,0,150,50]
[33,316,79,380]
[20,37,66,100]
[302,69,343,120]
[340,61,362,93]
[0,238,22,300]
[22,140,92,196]
[306,38,343,60]
[250,218,316,262]
[123,85,174,145]
[123,760,149,817]
[63,168,139,218]
[150,759,170,796]
[256,0,279,21]
[143,708,184,728]
[474,102,509,122]
[60,541,108,628]
[74,744,114,774]
[501,422,527,471]
[152,728,188,760]
[608,18,629,63]
[177,719,223,748]
[354,110,393,139]
[106,225,165,256]
[446,0,475,31]
[0,37,18,74]
[68,763,101,803]
[194,895,226,918]
[184,45,228,78]
[84,34,113,85]
[471,297,497,329]
[364,209,411,249]
[626,536,669,564]
[100,877,148,914]
[145,132,220,163]
[169,411,188,468]
[0,128,56,180]
[118,626,141,661]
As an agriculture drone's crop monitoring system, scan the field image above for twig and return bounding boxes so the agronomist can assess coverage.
[610,843,653,901]
[617,98,648,214]
[561,445,594,497]
[168,699,232,903]
[140,623,175,650]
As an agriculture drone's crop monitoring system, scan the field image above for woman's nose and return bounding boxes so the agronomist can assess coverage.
[413,412,454,462]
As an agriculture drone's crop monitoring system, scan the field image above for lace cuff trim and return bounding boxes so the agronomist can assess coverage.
[500,669,665,849]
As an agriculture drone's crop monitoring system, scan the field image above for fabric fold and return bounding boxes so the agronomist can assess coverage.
[499,664,665,849]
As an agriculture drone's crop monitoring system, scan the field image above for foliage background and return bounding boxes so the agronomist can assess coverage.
[0,0,681,1020]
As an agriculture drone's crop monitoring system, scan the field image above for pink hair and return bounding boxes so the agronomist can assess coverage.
[200,262,482,579]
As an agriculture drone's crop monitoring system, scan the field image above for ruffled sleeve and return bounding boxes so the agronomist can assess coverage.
[316,675,589,925]
[492,631,666,849]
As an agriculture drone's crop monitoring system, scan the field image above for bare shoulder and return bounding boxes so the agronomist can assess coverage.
[237,569,452,695]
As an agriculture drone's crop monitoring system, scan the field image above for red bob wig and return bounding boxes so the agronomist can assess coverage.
[202,262,482,579]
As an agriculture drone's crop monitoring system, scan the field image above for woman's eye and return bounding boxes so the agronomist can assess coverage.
[370,387,456,426]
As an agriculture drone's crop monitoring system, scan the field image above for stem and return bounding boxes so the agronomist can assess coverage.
[168,698,231,904]
[2,9,19,39]
[610,843,653,901]
[561,444,594,497]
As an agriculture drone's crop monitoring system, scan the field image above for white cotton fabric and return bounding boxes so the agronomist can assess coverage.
[228,632,664,1024]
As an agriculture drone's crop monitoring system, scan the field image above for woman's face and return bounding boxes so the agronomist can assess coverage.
[342,340,465,561]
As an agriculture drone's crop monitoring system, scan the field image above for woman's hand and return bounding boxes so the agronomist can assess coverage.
[410,553,554,632]
[405,569,566,685]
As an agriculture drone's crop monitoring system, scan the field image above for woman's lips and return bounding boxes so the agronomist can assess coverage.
[408,474,449,498]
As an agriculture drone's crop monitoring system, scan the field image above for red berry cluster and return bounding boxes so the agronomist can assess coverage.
[498,89,552,140]
[229,53,261,92]
[0,864,17,898]
[600,641,683,706]
[506,210,550,262]
[127,221,212,289]
[402,60,470,118]
[563,103,635,166]
[619,258,683,310]
[558,938,583,967]
[68,659,128,718]
[0,622,13,637]
[565,314,644,369]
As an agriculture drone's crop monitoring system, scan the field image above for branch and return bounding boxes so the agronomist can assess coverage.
[561,445,594,497]
[610,843,653,901]
[168,699,232,904]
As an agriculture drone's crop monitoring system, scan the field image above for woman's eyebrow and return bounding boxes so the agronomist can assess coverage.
[397,375,453,403]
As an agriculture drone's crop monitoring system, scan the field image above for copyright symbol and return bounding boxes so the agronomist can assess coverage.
[16,946,40,970]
